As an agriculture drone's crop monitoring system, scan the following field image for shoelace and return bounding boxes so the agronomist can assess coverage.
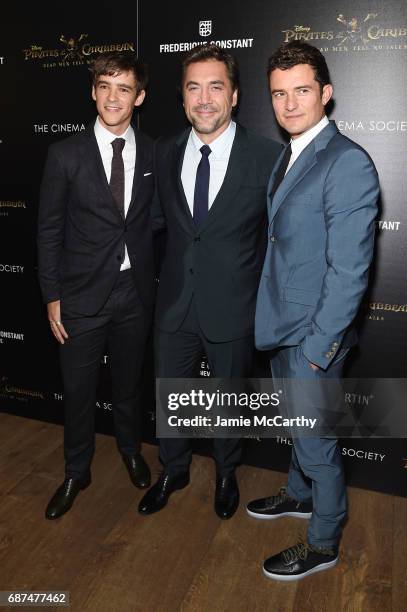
[282,542,309,564]
[265,486,292,507]
[282,540,335,564]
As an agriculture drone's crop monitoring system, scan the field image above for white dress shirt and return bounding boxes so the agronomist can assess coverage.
[285,115,329,175]
[181,120,236,214]
[94,117,136,270]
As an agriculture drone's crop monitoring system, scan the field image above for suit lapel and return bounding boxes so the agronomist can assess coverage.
[269,143,317,223]
[174,129,196,234]
[128,128,146,214]
[269,121,339,224]
[266,147,285,215]
[200,124,249,231]
[79,123,124,222]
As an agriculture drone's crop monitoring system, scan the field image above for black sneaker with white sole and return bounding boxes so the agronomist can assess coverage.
[263,541,338,581]
[246,486,312,520]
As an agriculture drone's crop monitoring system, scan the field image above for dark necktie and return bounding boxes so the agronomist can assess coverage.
[270,143,292,200]
[193,144,212,227]
[110,138,126,218]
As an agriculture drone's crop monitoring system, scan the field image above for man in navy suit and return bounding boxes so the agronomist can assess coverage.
[38,52,154,519]
[138,44,281,520]
[247,42,379,580]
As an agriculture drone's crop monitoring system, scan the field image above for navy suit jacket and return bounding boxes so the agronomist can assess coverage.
[154,124,282,342]
[255,121,379,369]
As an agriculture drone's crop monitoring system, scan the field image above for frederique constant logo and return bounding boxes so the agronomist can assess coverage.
[22,34,135,69]
[282,13,407,52]
[159,20,253,54]
[377,220,401,231]
[199,21,212,37]
[0,330,24,344]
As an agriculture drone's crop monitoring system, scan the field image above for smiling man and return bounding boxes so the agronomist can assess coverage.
[247,42,379,580]
[138,44,281,519]
[38,52,155,520]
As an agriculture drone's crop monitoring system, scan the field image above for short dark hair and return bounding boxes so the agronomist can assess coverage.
[267,42,331,92]
[181,43,240,92]
[90,52,148,94]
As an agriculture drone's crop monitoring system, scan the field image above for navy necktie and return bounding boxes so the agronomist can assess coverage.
[270,143,292,200]
[193,144,211,227]
[110,138,126,218]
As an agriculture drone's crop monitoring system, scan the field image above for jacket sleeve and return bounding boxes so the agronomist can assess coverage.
[37,145,69,303]
[301,148,379,369]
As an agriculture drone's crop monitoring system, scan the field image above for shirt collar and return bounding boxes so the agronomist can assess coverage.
[190,120,236,159]
[94,117,135,148]
[290,115,329,157]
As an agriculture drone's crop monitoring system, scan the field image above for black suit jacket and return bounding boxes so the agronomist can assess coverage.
[155,124,282,342]
[37,121,156,316]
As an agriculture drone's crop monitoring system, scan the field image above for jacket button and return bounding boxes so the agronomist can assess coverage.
[194,236,200,242]
[189,268,194,275]
[270,235,275,242]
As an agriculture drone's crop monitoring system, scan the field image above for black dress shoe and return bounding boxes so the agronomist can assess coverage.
[263,541,338,581]
[122,453,151,489]
[45,475,91,520]
[215,474,239,519]
[138,472,189,515]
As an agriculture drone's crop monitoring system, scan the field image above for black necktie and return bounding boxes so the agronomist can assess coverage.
[110,138,126,217]
[270,144,292,200]
[193,144,211,227]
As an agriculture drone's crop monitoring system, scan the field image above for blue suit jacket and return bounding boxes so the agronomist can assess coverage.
[255,121,379,369]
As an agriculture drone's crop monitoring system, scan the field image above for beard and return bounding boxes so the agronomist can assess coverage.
[188,107,228,136]
[191,117,222,135]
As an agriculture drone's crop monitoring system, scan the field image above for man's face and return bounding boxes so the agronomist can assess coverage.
[182,59,238,143]
[269,63,332,139]
[92,70,145,135]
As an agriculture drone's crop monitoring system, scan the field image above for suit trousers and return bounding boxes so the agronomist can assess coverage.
[59,269,152,478]
[156,298,254,477]
[270,344,348,548]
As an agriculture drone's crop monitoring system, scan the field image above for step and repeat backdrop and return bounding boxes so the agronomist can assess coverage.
[1,1,406,495]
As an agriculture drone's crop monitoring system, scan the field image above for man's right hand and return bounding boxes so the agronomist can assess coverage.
[47,300,69,344]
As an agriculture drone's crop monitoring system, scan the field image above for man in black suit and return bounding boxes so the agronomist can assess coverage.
[38,52,154,519]
[138,44,281,519]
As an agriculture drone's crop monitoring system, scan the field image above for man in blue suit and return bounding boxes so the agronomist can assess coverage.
[246,42,379,580]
